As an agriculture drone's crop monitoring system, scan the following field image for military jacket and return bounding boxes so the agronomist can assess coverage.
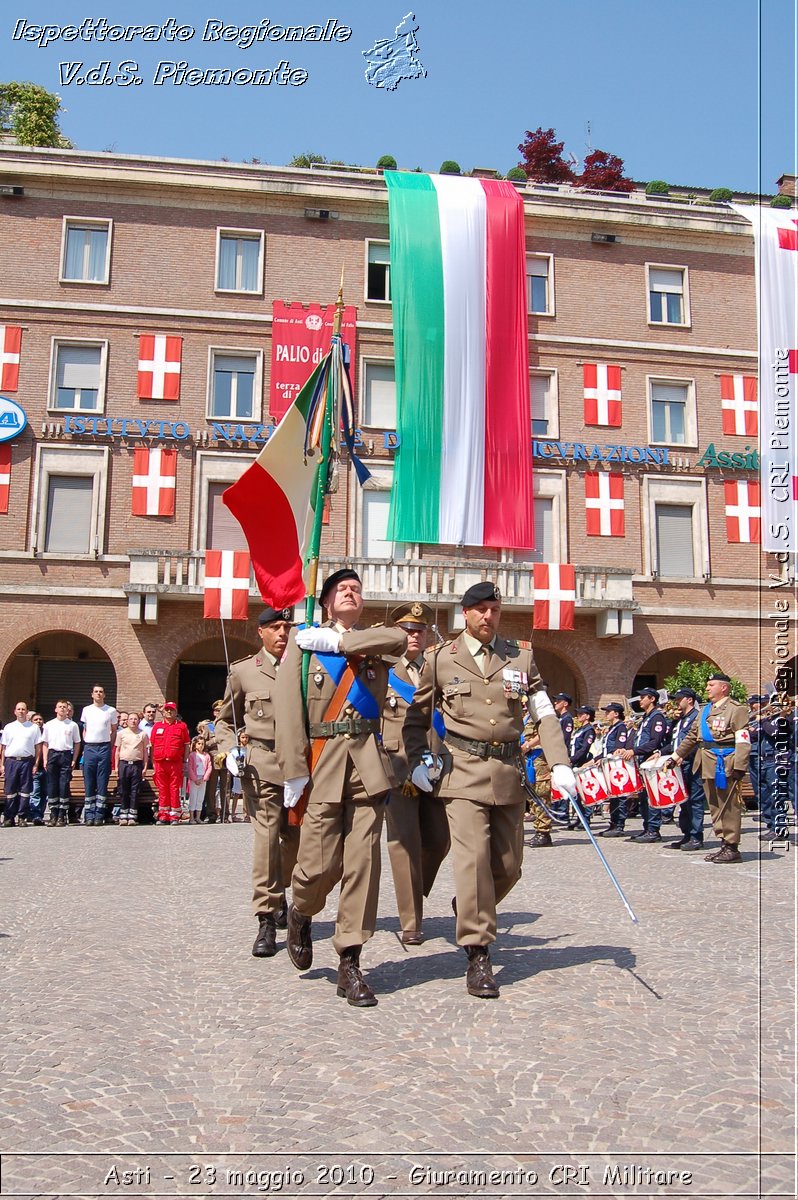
[403,633,569,805]
[381,655,447,787]
[676,696,751,780]
[275,622,407,800]
[216,650,281,785]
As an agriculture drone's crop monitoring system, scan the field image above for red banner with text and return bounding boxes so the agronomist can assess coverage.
[269,301,358,422]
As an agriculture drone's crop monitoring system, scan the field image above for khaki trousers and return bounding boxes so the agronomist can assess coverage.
[291,795,385,955]
[446,796,526,946]
[706,778,744,846]
[244,777,300,917]
[385,788,450,934]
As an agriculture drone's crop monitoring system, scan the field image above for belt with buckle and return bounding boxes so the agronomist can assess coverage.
[309,718,381,739]
[445,732,521,761]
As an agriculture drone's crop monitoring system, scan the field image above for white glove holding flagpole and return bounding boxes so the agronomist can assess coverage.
[283,776,309,808]
[295,628,342,654]
[411,763,434,793]
[551,763,578,800]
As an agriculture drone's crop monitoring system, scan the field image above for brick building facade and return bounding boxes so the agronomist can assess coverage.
[0,146,792,731]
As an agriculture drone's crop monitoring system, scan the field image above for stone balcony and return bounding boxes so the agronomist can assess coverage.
[125,551,638,637]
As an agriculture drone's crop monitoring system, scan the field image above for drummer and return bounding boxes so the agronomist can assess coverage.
[596,702,630,838]
[618,687,671,844]
[568,706,597,828]
[661,687,705,851]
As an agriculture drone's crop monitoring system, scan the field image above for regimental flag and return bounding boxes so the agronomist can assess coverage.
[137,335,182,401]
[0,444,10,513]
[720,374,758,436]
[533,563,576,631]
[724,480,761,544]
[0,325,22,391]
[583,363,622,427]
[585,471,625,536]
[203,550,251,620]
[731,206,798,551]
[131,447,177,516]
[385,172,533,548]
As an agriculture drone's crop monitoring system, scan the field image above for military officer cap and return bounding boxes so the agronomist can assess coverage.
[633,686,659,700]
[320,568,361,607]
[707,671,731,683]
[601,702,625,717]
[553,691,572,704]
[461,580,501,608]
[672,687,700,702]
[576,705,596,720]
[389,600,432,629]
[258,606,293,626]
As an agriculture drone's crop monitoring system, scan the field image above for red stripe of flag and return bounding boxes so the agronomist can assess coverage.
[0,443,10,513]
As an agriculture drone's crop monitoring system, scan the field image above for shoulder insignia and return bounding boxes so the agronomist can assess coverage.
[230,654,251,667]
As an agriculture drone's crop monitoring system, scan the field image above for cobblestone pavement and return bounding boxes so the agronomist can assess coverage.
[1,812,795,1199]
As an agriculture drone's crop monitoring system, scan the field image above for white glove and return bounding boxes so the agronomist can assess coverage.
[411,764,434,793]
[295,627,342,654]
[551,763,578,800]
[283,775,309,808]
[225,750,242,778]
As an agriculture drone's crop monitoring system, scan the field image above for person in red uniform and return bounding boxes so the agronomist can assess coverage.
[150,702,190,825]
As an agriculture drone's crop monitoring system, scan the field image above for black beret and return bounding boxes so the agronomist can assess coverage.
[258,606,293,626]
[320,568,361,607]
[673,687,700,702]
[576,705,595,719]
[707,672,731,683]
[461,581,501,607]
[601,702,625,716]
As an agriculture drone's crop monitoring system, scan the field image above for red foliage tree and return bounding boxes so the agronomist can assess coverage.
[517,127,576,184]
[577,149,634,192]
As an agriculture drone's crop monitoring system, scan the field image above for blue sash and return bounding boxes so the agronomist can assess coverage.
[700,703,735,789]
[315,652,379,720]
[519,733,542,785]
[388,668,446,739]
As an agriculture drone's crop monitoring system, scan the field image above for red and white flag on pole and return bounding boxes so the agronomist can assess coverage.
[720,374,758,436]
[203,550,251,620]
[583,363,622,427]
[724,480,761,544]
[137,335,182,401]
[0,325,22,391]
[131,447,177,516]
[0,444,10,513]
[585,471,625,536]
[533,563,576,631]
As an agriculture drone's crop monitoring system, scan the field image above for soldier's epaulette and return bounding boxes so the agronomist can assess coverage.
[506,638,531,650]
[230,654,251,666]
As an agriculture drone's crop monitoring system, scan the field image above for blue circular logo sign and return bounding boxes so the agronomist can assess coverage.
[0,396,26,443]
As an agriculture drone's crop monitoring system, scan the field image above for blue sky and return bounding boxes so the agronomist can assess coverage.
[1,1,794,192]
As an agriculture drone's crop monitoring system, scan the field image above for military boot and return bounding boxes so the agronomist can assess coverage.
[286,903,313,971]
[336,947,378,1007]
[252,913,277,958]
[465,946,500,999]
[705,841,742,864]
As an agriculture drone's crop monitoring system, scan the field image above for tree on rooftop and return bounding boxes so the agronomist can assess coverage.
[289,152,329,168]
[517,127,575,184]
[0,81,71,148]
[577,149,634,192]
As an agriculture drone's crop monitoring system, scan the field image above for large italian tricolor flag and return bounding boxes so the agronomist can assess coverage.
[386,172,534,547]
[223,360,324,608]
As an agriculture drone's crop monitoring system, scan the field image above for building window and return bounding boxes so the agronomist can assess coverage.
[648,377,696,446]
[362,361,396,426]
[215,229,264,293]
[192,452,256,550]
[526,254,554,315]
[49,341,107,412]
[208,351,261,421]
[530,370,559,438]
[365,241,391,302]
[32,445,109,557]
[510,470,565,563]
[643,475,708,579]
[206,481,249,550]
[655,504,695,577]
[60,218,112,284]
[647,265,689,326]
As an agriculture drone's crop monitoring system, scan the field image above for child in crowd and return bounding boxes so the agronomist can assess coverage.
[227,730,250,823]
[187,735,212,824]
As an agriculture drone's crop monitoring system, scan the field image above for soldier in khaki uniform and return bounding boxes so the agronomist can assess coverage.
[403,582,577,999]
[382,601,450,946]
[670,671,750,863]
[276,569,406,1007]
[521,725,554,847]
[216,606,297,957]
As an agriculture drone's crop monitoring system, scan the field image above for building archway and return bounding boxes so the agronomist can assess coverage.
[631,646,722,695]
[531,647,583,706]
[168,634,253,735]
[2,630,117,717]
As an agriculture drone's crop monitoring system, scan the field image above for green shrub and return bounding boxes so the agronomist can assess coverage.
[439,160,461,175]
[663,660,747,705]
[376,155,397,170]
[506,167,527,182]
[771,194,794,208]
[645,179,669,194]
[708,187,733,202]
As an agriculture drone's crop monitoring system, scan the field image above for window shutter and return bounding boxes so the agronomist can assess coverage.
[655,504,694,576]
[45,476,93,553]
[206,482,249,550]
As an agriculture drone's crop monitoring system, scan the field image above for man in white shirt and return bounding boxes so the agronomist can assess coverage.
[42,700,82,827]
[1,701,43,827]
[79,685,118,826]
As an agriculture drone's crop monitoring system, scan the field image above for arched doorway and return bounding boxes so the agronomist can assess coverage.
[632,647,722,696]
[532,648,581,705]
[3,631,117,717]
[170,634,253,735]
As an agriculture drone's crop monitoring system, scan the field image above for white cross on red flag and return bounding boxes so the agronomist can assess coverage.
[0,444,10,513]
[724,480,761,544]
[720,374,758,436]
[585,471,625,536]
[137,334,182,401]
[583,363,622,427]
[131,447,177,516]
[533,563,576,631]
[204,550,252,620]
[0,325,22,391]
